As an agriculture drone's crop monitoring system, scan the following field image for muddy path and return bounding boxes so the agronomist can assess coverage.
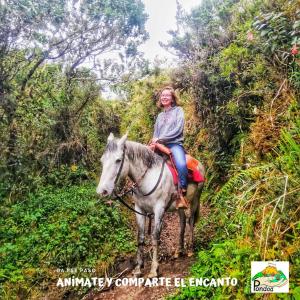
[86,256,196,300]
[84,206,211,300]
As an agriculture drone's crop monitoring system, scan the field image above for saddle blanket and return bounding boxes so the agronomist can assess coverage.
[148,142,205,186]
[166,158,205,186]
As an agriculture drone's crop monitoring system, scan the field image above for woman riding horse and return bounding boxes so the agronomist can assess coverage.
[96,87,205,278]
[150,86,188,209]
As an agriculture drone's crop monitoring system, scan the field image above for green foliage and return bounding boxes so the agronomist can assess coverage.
[164,1,300,299]
[213,164,272,204]
[192,101,300,299]
[289,61,300,90]
[171,110,300,298]
[120,72,170,143]
[0,0,148,198]
[252,2,300,55]
[164,0,272,179]
[163,0,299,183]
[219,44,250,77]
[168,240,258,300]
[0,1,149,297]
[1,0,299,299]
[0,61,126,200]
[0,183,135,298]
[278,117,300,176]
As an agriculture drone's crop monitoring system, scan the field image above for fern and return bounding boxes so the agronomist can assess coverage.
[213,164,272,204]
[278,117,300,175]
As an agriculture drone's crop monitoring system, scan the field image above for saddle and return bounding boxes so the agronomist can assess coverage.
[148,142,205,185]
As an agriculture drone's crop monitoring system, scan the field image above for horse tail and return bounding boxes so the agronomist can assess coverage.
[193,159,205,223]
[194,182,204,224]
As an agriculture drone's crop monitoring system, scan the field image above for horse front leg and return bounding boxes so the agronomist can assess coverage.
[148,206,164,279]
[133,208,146,278]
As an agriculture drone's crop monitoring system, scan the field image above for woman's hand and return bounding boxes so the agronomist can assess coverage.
[151,137,159,144]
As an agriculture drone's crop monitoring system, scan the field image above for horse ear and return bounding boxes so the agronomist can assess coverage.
[107,132,114,142]
[118,132,128,147]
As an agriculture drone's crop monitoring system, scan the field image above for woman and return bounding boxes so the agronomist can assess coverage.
[151,86,188,209]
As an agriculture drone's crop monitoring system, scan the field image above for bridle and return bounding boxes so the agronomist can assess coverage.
[111,144,166,218]
[113,145,127,187]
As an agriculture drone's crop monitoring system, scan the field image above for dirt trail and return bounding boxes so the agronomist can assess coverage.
[89,256,195,300]
[85,206,210,300]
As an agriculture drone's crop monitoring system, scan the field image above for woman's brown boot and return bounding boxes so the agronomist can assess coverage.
[176,189,188,209]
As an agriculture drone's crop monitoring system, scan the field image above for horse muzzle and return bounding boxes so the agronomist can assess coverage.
[96,185,113,197]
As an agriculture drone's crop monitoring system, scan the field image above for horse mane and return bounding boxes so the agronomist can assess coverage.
[104,139,163,168]
[126,141,163,168]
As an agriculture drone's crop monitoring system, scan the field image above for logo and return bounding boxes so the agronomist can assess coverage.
[251,261,289,293]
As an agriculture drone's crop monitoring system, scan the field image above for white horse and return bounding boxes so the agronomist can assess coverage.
[96,133,205,278]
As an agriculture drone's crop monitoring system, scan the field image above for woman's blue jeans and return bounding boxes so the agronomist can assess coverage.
[166,143,188,189]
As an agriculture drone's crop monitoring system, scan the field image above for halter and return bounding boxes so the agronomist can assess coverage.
[111,144,166,218]
[113,145,127,186]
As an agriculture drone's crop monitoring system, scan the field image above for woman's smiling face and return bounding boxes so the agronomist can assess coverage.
[160,89,173,109]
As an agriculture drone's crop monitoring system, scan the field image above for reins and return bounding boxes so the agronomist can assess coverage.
[111,144,166,220]
[136,158,166,197]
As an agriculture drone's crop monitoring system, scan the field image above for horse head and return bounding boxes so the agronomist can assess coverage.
[96,132,129,196]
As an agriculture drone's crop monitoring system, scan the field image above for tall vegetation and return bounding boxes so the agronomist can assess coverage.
[117,0,300,299]
[0,1,147,298]
[1,0,299,299]
[161,0,300,298]
[164,0,299,176]
[0,0,147,196]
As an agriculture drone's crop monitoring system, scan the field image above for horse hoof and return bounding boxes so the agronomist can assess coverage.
[147,272,158,279]
[174,250,183,259]
[132,268,143,278]
[133,272,142,278]
[187,251,194,257]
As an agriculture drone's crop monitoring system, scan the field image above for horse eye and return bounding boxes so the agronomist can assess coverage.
[116,158,122,163]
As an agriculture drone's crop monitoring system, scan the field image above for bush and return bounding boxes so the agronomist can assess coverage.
[0,183,135,299]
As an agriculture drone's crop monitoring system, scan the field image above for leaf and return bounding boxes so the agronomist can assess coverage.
[272,12,284,20]
[258,23,267,30]
[252,20,261,27]
[260,30,270,37]
[293,286,300,298]
[293,20,300,29]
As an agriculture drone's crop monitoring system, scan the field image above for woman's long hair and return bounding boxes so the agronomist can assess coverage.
[156,86,180,108]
